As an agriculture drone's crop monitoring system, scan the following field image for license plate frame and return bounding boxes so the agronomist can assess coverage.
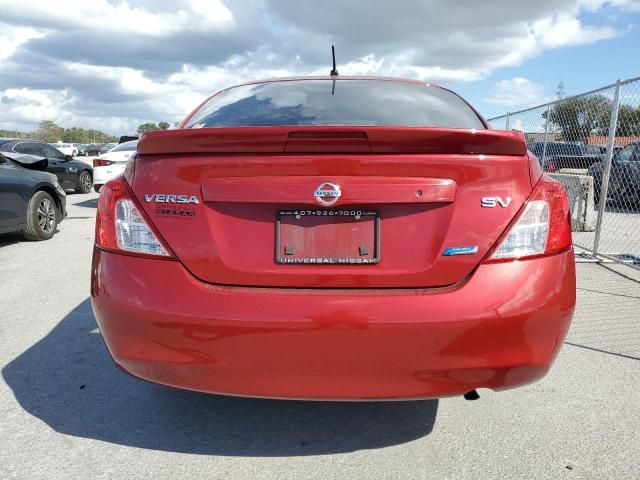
[275,209,380,265]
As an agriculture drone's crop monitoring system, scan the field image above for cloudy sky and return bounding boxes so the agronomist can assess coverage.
[1,0,639,135]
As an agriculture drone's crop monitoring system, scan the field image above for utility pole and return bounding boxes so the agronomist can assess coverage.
[556,81,565,100]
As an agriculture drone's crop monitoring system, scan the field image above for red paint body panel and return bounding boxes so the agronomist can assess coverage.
[202,176,456,204]
[138,126,527,156]
[132,153,531,288]
[284,131,372,153]
[91,248,576,400]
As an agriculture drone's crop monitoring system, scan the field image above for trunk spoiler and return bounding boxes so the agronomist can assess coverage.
[137,127,527,156]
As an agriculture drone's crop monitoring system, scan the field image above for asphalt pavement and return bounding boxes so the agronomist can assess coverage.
[1,192,639,480]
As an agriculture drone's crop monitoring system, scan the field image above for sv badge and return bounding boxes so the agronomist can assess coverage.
[481,196,512,208]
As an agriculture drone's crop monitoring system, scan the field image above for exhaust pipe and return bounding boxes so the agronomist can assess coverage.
[463,390,480,401]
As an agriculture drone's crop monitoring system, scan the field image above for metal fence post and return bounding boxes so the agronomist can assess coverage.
[541,104,551,170]
[505,112,510,130]
[592,79,622,257]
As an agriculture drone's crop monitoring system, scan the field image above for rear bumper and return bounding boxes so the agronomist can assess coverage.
[92,165,125,186]
[91,249,575,400]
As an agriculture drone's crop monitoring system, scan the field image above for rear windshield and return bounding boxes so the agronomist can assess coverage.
[547,143,584,156]
[185,79,485,129]
[111,141,138,152]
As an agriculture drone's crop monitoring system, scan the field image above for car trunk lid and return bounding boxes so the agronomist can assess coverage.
[131,126,532,288]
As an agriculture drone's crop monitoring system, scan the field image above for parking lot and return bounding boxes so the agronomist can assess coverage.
[0,192,639,479]
[573,210,640,261]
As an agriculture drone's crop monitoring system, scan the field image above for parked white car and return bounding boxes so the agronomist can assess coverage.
[92,140,137,192]
[50,143,78,156]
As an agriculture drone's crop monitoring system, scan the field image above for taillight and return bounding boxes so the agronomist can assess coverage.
[93,158,113,167]
[124,152,136,183]
[485,176,571,262]
[95,176,174,259]
[545,160,557,173]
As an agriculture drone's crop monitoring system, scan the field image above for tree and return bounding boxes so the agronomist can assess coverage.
[158,121,170,130]
[546,95,612,142]
[35,120,64,143]
[4,124,117,143]
[137,123,159,134]
[62,127,87,143]
[616,105,640,137]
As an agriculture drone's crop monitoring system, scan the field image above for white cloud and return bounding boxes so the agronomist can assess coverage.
[531,14,618,48]
[1,88,73,129]
[65,63,167,96]
[0,0,635,134]
[0,87,147,133]
[485,77,549,107]
[0,26,44,61]
[326,53,484,83]
[0,0,234,37]
[579,0,640,11]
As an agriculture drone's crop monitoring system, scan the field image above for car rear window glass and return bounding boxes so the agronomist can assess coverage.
[615,145,640,162]
[14,142,46,156]
[111,141,138,152]
[185,79,485,129]
[550,143,583,155]
[42,144,65,158]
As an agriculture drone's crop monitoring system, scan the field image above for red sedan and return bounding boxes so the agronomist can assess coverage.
[91,77,575,400]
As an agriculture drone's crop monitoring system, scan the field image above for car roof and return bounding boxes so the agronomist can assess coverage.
[212,76,436,97]
[248,75,432,84]
[0,139,56,150]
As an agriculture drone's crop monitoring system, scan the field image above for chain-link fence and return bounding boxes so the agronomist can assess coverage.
[488,76,640,270]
